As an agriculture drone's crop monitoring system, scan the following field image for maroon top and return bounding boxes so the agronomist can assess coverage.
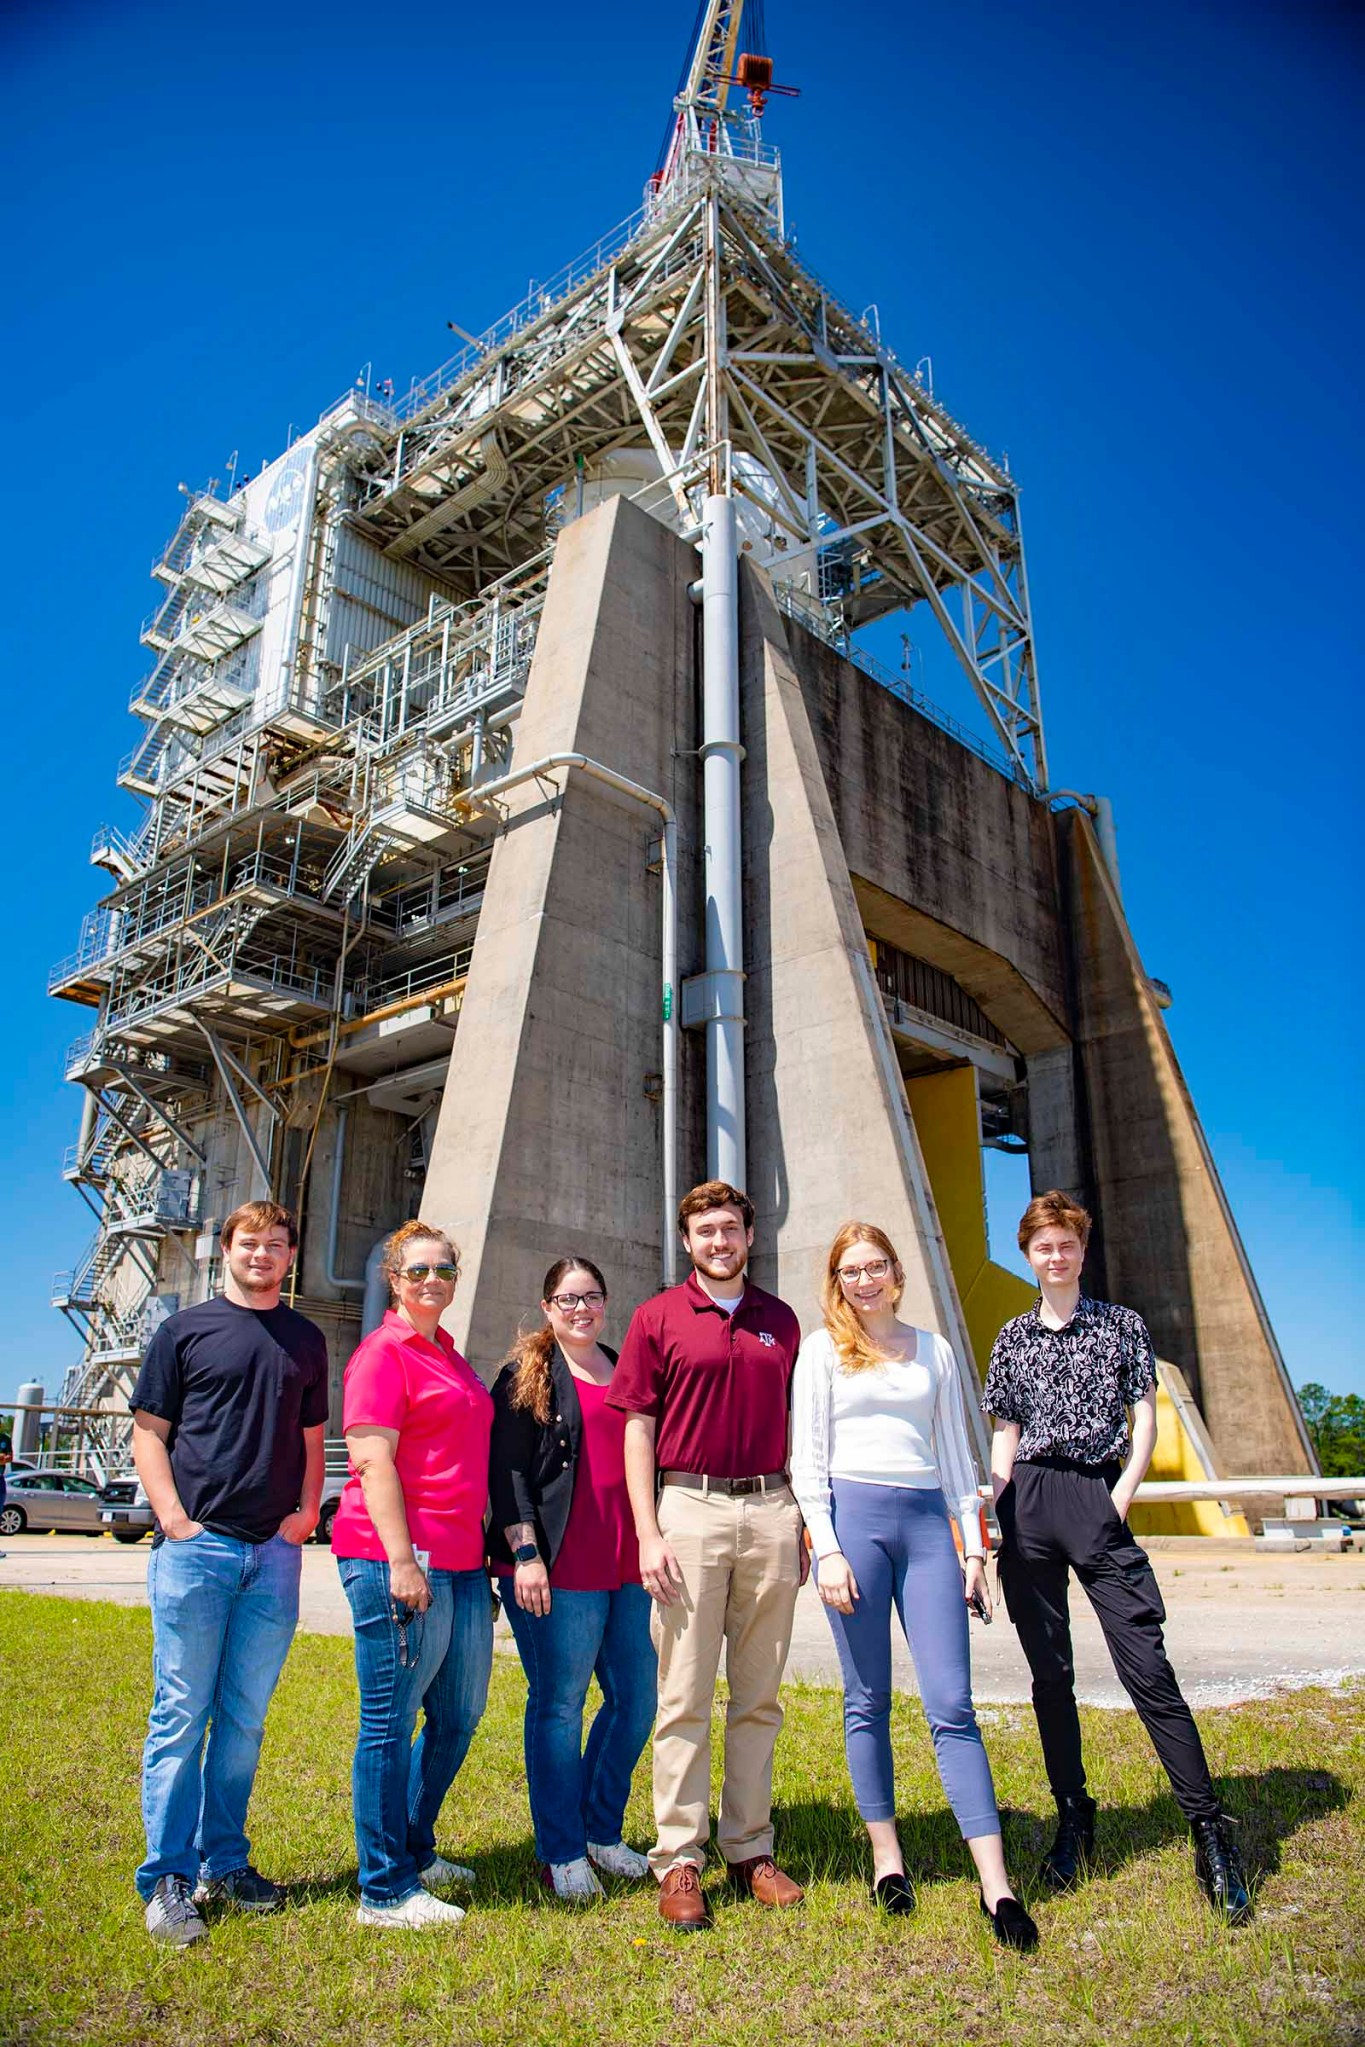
[490,1377,641,1593]
[606,1271,800,1478]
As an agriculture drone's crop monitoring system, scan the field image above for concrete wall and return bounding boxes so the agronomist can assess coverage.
[421,496,702,1377]
[790,628,1069,1054]
[738,569,987,1457]
[411,495,1305,1482]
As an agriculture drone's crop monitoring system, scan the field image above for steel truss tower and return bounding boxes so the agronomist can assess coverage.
[50,1,1063,1467]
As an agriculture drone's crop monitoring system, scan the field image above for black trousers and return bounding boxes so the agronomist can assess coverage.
[997,1459,1220,1826]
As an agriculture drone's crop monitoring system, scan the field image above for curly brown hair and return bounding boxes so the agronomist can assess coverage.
[677,1180,754,1235]
[505,1256,610,1423]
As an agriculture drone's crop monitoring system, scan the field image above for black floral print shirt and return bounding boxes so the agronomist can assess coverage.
[982,1296,1157,1466]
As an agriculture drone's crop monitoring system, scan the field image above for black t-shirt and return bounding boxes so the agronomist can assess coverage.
[132,1295,330,1543]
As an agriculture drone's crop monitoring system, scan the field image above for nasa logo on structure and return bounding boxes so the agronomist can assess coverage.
[264,451,308,532]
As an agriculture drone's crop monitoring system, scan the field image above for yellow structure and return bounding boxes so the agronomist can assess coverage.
[904,1063,1247,1537]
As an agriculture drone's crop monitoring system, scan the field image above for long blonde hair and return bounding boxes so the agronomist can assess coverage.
[820,1221,905,1374]
[504,1256,609,1424]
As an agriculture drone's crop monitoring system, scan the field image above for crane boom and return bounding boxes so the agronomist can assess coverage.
[658,1,749,190]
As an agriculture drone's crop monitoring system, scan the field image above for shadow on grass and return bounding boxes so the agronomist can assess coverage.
[275,1838,559,1912]
[775,1766,1350,1892]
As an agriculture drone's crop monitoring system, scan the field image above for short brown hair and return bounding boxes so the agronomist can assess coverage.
[677,1180,755,1236]
[1017,1189,1091,1253]
[381,1220,459,1295]
[221,1200,298,1250]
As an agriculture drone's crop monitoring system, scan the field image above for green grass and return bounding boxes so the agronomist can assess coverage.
[1,1593,1361,2047]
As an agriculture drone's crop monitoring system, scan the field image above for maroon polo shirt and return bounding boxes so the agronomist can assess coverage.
[607,1271,800,1478]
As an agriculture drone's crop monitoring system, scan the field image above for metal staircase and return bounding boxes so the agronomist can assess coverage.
[322,808,403,905]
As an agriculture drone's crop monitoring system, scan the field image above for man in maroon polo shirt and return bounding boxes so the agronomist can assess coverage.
[609,1179,806,1929]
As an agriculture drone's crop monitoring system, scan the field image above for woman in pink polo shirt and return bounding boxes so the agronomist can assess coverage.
[332,1220,494,1933]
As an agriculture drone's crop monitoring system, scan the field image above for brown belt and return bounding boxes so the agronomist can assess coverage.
[659,1470,789,1497]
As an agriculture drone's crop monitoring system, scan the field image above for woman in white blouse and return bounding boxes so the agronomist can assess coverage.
[791,1222,1036,1948]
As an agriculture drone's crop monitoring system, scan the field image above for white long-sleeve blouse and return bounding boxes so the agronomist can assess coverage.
[790,1324,985,1559]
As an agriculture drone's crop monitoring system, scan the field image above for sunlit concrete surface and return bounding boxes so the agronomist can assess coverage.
[3,1534,1362,1708]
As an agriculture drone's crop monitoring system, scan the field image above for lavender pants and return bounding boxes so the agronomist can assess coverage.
[819,1480,999,1836]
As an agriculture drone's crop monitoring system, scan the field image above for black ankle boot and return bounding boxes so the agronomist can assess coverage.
[1039,1794,1097,1891]
[1192,1816,1252,1924]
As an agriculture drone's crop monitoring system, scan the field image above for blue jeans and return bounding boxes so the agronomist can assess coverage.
[820,1482,999,1837]
[505,1583,656,1865]
[338,1558,494,1905]
[137,1529,302,1899]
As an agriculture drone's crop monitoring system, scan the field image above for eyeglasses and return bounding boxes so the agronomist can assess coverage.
[547,1291,607,1312]
[837,1258,892,1284]
[401,1263,458,1283]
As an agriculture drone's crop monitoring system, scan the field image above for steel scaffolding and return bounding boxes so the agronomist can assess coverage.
[49,0,1045,1454]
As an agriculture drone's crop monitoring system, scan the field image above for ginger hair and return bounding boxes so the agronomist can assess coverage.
[819,1221,905,1375]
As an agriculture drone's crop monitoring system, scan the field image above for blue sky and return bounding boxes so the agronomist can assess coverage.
[2,0,1360,1413]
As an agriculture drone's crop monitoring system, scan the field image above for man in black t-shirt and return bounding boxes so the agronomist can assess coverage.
[131,1199,328,1946]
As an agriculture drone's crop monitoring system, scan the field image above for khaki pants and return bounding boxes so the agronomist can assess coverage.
[649,1481,802,1875]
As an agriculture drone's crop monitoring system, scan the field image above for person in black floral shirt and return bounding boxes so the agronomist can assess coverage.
[984,1190,1251,1924]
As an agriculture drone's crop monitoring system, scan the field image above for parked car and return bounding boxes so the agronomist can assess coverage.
[0,1471,125,1538]
[99,1479,155,1545]
[316,1469,346,1546]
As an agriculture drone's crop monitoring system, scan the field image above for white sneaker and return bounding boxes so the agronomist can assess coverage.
[145,1874,208,1946]
[356,1888,466,1931]
[546,1856,606,1902]
[587,1839,651,1880]
[419,1852,476,1889]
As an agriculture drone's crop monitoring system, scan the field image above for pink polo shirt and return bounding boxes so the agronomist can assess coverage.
[331,1309,493,1572]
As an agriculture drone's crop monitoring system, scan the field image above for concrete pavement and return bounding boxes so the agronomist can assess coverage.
[2,1534,1362,1708]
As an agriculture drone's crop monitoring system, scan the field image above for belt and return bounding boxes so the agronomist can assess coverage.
[1017,1454,1122,1482]
[659,1470,789,1497]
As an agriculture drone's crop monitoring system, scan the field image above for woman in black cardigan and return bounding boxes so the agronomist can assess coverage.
[489,1255,657,1902]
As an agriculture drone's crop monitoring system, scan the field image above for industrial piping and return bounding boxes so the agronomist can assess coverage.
[469,752,680,1288]
[700,493,745,1186]
[324,1104,388,1330]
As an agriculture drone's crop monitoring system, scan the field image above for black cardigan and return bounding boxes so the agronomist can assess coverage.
[486,1344,619,1571]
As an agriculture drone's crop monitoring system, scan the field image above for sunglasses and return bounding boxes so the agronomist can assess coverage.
[401,1263,458,1283]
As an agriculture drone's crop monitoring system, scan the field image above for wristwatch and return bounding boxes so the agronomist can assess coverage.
[513,1542,540,1565]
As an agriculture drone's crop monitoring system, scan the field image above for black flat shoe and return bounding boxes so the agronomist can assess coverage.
[980,1891,1039,1951]
[871,1871,916,1915]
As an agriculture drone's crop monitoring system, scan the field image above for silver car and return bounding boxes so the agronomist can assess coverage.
[0,1471,113,1537]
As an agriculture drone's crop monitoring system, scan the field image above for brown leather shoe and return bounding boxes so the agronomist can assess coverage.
[658,1862,707,1930]
[727,1855,804,1907]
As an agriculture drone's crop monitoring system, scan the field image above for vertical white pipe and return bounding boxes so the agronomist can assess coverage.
[660,814,679,1285]
[1094,795,1122,901]
[701,492,745,1186]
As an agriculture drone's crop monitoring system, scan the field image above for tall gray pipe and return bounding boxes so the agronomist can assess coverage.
[700,493,745,1186]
